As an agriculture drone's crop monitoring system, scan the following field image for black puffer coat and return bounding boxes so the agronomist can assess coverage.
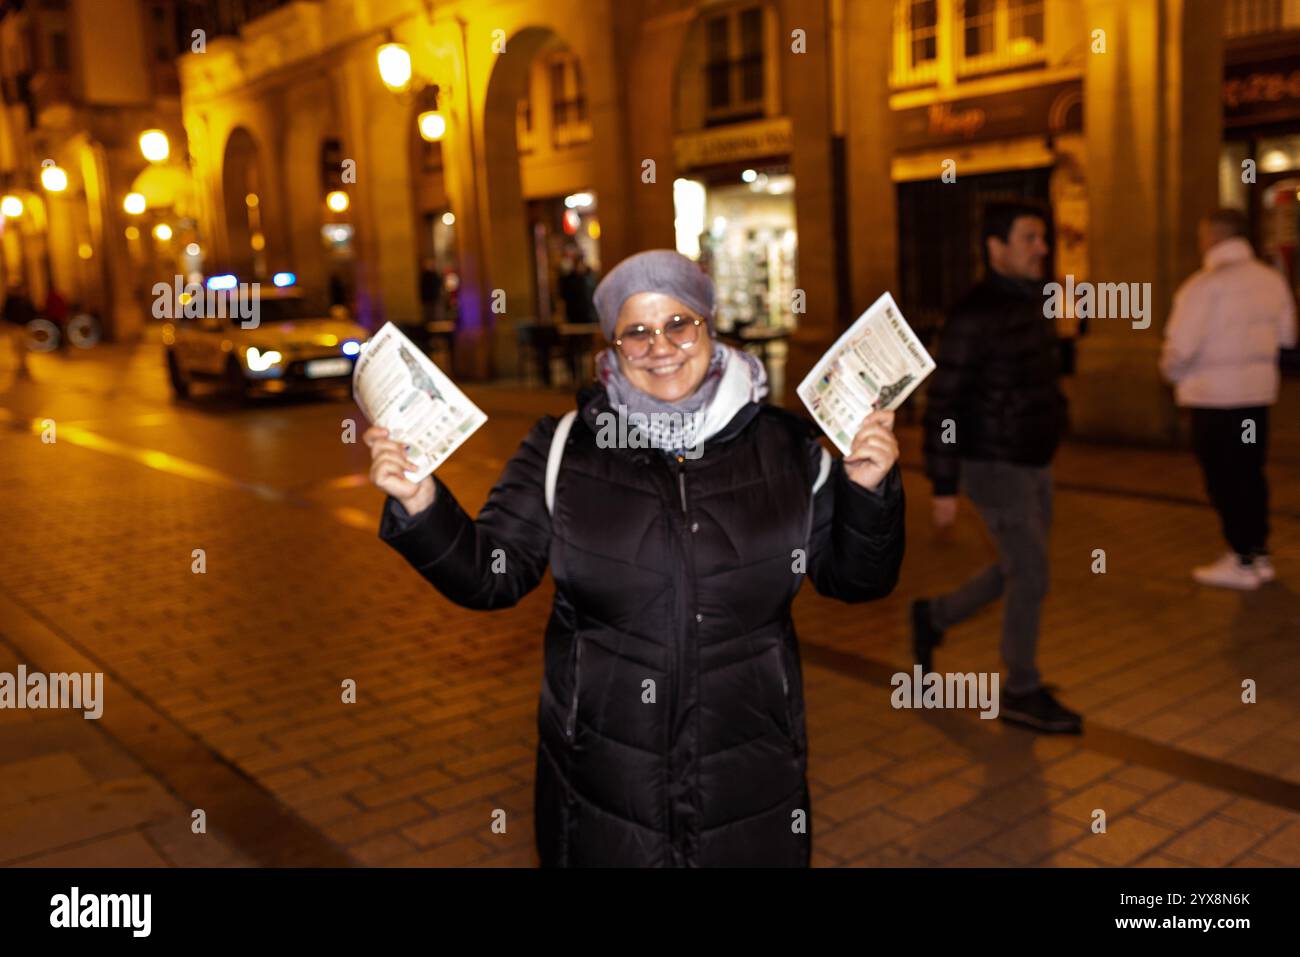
[379,383,904,866]
[922,272,1068,495]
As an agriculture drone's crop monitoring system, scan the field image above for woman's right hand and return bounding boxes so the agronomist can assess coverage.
[364,426,435,516]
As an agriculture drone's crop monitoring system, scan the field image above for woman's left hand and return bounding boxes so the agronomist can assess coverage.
[843,410,899,492]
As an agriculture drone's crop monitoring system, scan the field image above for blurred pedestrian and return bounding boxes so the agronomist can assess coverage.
[1161,207,1298,590]
[365,249,904,866]
[557,250,596,325]
[43,287,68,348]
[915,201,1081,734]
[3,284,36,378]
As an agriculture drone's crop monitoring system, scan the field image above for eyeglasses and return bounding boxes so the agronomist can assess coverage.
[613,314,704,360]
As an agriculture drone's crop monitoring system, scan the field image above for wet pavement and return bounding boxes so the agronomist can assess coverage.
[1,331,1298,867]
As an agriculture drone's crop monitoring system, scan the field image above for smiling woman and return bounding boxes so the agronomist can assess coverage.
[367,248,905,867]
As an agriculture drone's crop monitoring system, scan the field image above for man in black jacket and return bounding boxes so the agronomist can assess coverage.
[914,201,1081,734]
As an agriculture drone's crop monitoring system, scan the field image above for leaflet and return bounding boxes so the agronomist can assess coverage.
[797,292,935,456]
[352,322,487,482]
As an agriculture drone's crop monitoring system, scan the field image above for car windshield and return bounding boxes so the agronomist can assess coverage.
[224,294,306,325]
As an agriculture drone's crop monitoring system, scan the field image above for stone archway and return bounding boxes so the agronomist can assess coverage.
[220,127,264,279]
[480,26,564,374]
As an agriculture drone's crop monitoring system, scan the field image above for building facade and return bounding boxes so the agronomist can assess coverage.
[6,0,1290,443]
[0,0,194,342]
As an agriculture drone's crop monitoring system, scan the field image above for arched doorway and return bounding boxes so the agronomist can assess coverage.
[221,127,265,280]
[481,27,600,382]
[408,91,458,366]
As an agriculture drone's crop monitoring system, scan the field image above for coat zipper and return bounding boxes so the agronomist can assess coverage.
[566,637,582,744]
[776,644,799,754]
[667,453,689,862]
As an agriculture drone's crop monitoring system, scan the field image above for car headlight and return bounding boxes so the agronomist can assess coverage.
[245,346,283,373]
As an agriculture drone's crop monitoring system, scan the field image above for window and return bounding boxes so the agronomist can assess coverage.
[957,0,1044,73]
[893,0,941,87]
[703,5,766,124]
[963,0,994,57]
[893,0,1045,87]
[548,50,589,148]
[49,31,70,72]
[517,97,534,154]
[910,0,939,67]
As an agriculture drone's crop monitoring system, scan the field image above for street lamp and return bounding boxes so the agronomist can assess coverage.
[325,190,350,213]
[375,41,450,145]
[418,109,446,142]
[1,195,22,217]
[139,130,170,163]
[40,165,68,192]
[153,223,172,241]
[377,43,413,91]
[123,192,146,215]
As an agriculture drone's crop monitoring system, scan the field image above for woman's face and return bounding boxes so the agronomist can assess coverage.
[612,292,713,403]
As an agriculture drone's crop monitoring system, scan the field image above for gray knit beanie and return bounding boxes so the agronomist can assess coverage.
[592,249,715,341]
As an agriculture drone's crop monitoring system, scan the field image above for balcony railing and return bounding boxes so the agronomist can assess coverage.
[1226,0,1300,37]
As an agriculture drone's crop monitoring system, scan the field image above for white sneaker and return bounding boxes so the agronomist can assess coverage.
[1192,553,1261,591]
[1254,556,1276,583]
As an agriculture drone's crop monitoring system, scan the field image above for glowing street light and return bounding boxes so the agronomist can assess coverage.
[41,165,68,192]
[153,223,173,241]
[377,43,413,91]
[123,192,146,215]
[1,195,23,218]
[418,110,446,142]
[139,129,170,163]
[326,190,350,213]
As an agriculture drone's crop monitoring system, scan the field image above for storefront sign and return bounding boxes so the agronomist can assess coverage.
[895,79,1082,151]
[1224,54,1300,128]
[675,117,793,170]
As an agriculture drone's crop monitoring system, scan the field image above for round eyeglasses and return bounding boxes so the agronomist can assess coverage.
[614,314,704,361]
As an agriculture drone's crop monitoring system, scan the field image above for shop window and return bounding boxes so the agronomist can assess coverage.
[675,169,798,333]
[549,51,590,148]
[703,5,766,125]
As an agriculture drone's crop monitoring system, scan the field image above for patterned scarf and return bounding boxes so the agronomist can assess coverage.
[595,339,769,456]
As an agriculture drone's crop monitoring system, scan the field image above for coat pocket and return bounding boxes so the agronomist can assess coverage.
[565,636,582,745]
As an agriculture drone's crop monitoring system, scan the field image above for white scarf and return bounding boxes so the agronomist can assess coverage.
[595,340,769,456]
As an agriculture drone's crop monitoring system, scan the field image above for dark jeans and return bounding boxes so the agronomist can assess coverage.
[1190,406,1270,558]
[929,460,1052,696]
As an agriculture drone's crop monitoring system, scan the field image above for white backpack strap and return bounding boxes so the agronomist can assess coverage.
[812,446,833,496]
[545,410,578,516]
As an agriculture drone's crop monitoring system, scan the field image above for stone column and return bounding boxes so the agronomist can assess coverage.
[1075,0,1223,443]
[841,0,898,361]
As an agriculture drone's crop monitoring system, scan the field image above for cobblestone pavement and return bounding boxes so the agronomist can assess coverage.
[1,336,1297,867]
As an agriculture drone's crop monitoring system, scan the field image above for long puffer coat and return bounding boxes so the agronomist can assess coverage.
[378,383,905,866]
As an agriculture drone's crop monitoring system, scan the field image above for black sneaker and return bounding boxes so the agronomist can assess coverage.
[1000,687,1083,734]
[911,599,944,674]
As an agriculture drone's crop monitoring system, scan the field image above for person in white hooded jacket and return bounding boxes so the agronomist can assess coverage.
[1161,207,1298,590]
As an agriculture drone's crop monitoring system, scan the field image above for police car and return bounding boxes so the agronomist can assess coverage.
[162,275,368,400]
